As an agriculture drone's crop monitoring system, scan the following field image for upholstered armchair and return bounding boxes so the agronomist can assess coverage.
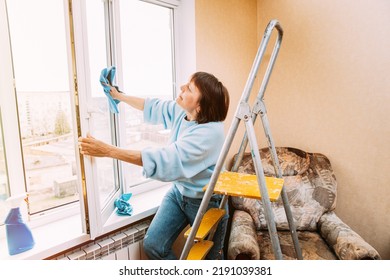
[227,147,381,260]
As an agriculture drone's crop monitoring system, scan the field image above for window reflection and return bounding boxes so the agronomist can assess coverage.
[118,0,174,188]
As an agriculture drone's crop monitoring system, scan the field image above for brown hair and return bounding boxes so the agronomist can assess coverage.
[190,72,230,124]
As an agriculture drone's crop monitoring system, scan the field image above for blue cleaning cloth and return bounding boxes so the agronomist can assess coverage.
[114,193,133,216]
[100,66,121,114]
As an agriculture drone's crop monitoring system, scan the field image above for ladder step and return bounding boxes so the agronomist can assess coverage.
[184,208,226,240]
[204,171,284,201]
[186,240,214,260]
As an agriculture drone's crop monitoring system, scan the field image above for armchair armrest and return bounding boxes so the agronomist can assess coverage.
[227,210,260,260]
[318,211,381,260]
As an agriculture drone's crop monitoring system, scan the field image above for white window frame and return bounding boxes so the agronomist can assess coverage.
[0,0,26,200]
[0,0,85,239]
[72,0,195,238]
[0,0,27,234]
[0,0,195,247]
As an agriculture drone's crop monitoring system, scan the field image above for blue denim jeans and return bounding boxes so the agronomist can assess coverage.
[143,185,229,260]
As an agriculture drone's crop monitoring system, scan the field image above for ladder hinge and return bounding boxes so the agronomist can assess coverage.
[236,102,252,121]
[253,99,267,116]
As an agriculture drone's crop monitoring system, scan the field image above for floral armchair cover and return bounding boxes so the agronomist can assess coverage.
[227,147,381,260]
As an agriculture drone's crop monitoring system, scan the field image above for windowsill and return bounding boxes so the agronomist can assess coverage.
[101,183,170,235]
[0,184,170,260]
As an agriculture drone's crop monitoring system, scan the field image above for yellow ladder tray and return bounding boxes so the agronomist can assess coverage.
[204,171,284,201]
[184,208,226,240]
[187,240,214,260]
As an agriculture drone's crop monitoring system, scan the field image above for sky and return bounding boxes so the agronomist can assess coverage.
[7,0,174,97]
[7,0,69,92]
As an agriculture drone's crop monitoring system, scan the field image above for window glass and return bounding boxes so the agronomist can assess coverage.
[6,0,80,214]
[0,109,9,225]
[118,0,174,188]
[1,0,188,240]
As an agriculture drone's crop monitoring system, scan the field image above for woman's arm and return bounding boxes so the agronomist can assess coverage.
[110,86,145,111]
[78,133,143,166]
[142,123,224,182]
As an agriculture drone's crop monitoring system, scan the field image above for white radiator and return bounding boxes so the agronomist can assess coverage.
[54,221,150,260]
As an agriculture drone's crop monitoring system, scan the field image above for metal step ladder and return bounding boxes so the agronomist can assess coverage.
[180,19,303,260]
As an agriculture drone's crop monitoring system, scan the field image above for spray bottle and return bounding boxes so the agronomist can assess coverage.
[4,193,35,255]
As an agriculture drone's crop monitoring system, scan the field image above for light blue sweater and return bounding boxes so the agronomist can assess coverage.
[141,98,225,198]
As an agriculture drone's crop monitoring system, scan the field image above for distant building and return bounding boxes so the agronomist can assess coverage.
[17,91,71,139]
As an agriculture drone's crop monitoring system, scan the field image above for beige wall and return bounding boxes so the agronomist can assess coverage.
[257,0,390,259]
[196,0,390,259]
[195,0,258,162]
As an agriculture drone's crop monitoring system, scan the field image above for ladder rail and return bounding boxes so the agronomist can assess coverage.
[180,19,284,260]
[180,19,300,260]
[237,19,283,105]
[231,105,303,260]
[258,102,303,260]
[231,20,302,259]
[244,119,283,259]
[231,19,283,172]
[256,20,283,101]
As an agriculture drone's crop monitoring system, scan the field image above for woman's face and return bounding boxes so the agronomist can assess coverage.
[176,81,201,121]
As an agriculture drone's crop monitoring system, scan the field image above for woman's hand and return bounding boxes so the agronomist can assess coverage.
[78,133,143,166]
[109,85,123,101]
[78,133,113,157]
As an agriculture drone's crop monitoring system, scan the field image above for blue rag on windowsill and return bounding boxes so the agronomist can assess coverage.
[114,193,133,216]
[100,66,121,114]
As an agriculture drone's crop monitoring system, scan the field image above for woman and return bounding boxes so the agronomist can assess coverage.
[79,72,230,259]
